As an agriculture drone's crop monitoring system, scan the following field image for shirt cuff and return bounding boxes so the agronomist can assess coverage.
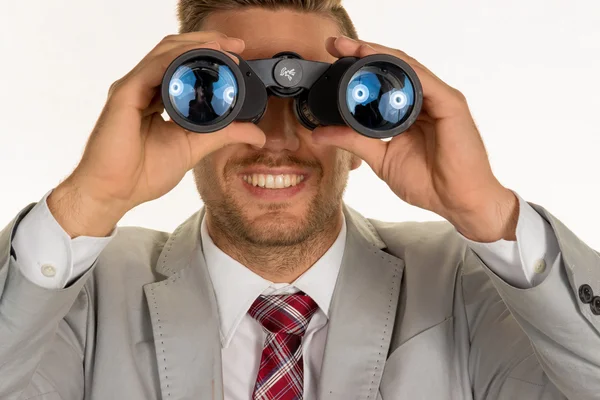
[12,190,117,289]
[459,191,560,289]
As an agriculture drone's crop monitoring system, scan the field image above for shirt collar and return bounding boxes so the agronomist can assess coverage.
[201,213,347,348]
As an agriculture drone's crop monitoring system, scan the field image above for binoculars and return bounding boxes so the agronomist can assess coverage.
[161,48,423,139]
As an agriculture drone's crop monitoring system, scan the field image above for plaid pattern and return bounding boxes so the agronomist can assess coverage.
[248,292,318,400]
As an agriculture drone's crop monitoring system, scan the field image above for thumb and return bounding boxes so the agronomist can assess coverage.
[185,121,266,164]
[312,126,387,175]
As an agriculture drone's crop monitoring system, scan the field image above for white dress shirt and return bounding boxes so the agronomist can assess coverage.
[201,213,346,399]
[11,190,560,399]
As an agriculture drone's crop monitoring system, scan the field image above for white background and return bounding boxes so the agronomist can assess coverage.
[1,0,598,248]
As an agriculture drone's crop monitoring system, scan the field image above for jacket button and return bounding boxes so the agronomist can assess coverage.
[579,284,594,304]
[592,297,600,316]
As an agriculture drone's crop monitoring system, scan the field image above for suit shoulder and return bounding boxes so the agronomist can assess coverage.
[368,219,479,345]
[369,218,468,260]
[368,218,470,311]
[96,225,171,279]
[111,225,170,246]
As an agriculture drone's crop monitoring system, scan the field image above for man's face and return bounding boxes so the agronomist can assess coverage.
[194,8,360,246]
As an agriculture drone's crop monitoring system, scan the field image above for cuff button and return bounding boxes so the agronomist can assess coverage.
[591,296,600,316]
[579,284,594,304]
[534,259,547,274]
[41,264,57,278]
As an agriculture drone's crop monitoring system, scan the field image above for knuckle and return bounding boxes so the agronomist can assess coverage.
[108,79,122,96]
[108,78,133,103]
[199,41,221,51]
[407,56,420,65]
[162,34,178,42]
[203,30,228,39]
[360,43,375,50]
[453,88,467,102]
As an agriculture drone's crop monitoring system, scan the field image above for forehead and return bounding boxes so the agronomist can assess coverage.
[200,7,341,63]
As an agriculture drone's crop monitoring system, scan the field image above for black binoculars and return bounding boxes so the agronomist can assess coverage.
[161,48,423,139]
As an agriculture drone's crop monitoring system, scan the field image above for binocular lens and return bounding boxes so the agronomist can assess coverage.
[162,50,422,137]
[345,61,416,132]
[167,59,239,126]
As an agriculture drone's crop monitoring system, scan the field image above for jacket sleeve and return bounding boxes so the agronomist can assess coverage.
[0,204,95,400]
[461,202,600,400]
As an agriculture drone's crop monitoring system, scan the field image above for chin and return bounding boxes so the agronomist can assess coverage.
[244,211,312,246]
[205,186,339,247]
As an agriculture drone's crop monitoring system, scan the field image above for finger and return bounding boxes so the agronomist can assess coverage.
[326,36,370,58]
[358,40,438,78]
[120,34,245,93]
[327,36,467,120]
[142,89,164,118]
[148,39,244,66]
[145,31,244,60]
[111,41,223,111]
[416,111,435,124]
[311,125,387,176]
[162,30,230,42]
[328,36,419,73]
[325,36,344,58]
[152,36,245,59]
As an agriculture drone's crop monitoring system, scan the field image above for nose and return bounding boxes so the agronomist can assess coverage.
[255,96,301,152]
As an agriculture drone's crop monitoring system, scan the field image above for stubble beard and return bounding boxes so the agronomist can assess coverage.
[193,152,351,279]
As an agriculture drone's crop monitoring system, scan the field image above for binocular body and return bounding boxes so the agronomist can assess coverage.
[161,48,423,139]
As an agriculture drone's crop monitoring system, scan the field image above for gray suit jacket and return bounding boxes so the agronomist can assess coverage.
[0,202,599,400]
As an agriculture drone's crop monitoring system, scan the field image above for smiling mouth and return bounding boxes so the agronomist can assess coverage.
[242,173,306,189]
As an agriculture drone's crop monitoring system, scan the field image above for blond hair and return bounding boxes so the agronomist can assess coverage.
[177,0,358,39]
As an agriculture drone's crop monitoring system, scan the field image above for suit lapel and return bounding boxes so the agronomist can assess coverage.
[143,210,224,400]
[141,205,403,400]
[317,206,405,399]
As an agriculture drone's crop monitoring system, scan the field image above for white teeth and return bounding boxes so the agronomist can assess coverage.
[274,175,284,188]
[243,173,306,189]
[265,175,275,188]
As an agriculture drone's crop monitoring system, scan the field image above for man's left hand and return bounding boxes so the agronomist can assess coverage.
[313,36,519,242]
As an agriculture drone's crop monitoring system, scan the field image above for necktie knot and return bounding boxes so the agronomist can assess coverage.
[248,292,318,337]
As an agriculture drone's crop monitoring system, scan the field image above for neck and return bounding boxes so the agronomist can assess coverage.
[206,209,344,283]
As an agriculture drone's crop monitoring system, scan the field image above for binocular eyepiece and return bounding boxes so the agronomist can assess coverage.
[161,48,423,139]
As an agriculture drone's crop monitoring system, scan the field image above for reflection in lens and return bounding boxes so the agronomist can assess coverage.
[352,84,370,103]
[168,59,238,125]
[388,90,408,110]
[169,79,184,96]
[346,62,415,131]
[223,86,235,103]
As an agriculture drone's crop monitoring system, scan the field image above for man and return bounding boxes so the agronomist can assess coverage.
[0,0,599,399]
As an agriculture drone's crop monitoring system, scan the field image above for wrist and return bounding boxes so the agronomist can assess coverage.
[47,178,128,238]
[447,187,519,243]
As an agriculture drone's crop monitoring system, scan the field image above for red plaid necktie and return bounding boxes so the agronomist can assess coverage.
[248,292,318,400]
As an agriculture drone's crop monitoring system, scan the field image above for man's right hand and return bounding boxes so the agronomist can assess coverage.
[47,32,265,238]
